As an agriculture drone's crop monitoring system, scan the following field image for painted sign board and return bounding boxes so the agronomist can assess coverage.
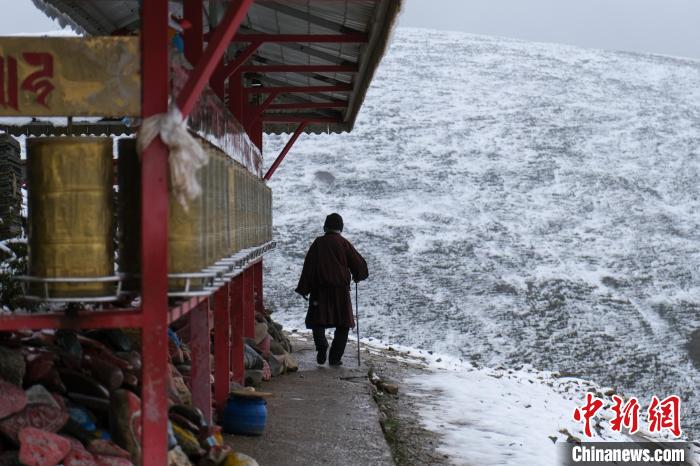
[0,36,140,117]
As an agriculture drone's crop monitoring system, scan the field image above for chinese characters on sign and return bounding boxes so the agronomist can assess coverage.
[0,37,140,117]
[573,393,682,438]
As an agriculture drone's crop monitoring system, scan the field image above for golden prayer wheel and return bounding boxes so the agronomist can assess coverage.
[227,162,236,254]
[117,138,140,293]
[264,185,272,242]
[215,153,226,260]
[26,137,114,299]
[168,161,206,292]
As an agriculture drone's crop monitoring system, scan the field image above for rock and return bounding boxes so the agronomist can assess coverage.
[244,370,263,387]
[267,355,284,378]
[168,446,192,466]
[0,451,20,466]
[23,352,55,385]
[18,427,71,466]
[59,370,110,399]
[283,353,298,372]
[109,390,141,464]
[379,382,399,395]
[64,448,99,466]
[171,423,205,458]
[25,385,59,410]
[82,355,124,392]
[223,452,259,466]
[243,345,263,371]
[0,347,25,386]
[0,403,69,443]
[171,374,192,407]
[95,455,134,466]
[253,323,268,346]
[0,379,26,419]
[87,440,131,459]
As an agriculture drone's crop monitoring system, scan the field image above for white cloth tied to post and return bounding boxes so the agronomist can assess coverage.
[137,105,208,209]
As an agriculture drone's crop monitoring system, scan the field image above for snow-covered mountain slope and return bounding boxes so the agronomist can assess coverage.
[263,28,700,435]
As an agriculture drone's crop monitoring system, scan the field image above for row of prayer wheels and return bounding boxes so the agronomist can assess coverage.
[23,136,272,301]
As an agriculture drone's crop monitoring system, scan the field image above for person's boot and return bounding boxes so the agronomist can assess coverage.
[316,346,328,365]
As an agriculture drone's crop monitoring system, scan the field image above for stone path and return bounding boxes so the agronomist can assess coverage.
[226,337,394,466]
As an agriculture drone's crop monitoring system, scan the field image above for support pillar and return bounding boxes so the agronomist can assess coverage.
[253,260,264,313]
[190,301,212,424]
[213,284,231,412]
[243,267,255,339]
[230,276,245,385]
[139,0,170,463]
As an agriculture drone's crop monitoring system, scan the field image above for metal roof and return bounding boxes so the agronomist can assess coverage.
[31,0,402,134]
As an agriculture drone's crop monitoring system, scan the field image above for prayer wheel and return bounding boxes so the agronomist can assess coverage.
[27,137,114,298]
[227,162,237,254]
[168,162,206,291]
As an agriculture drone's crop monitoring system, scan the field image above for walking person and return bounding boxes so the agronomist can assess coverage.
[295,213,369,366]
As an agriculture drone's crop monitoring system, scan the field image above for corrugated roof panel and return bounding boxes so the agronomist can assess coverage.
[28,0,402,134]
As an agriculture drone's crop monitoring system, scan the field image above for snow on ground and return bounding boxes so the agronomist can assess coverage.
[264,27,700,440]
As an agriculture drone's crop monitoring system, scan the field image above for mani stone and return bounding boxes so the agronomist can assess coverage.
[0,379,27,419]
[0,347,25,387]
[18,427,72,466]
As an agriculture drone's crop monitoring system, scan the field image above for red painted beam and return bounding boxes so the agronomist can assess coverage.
[268,101,348,110]
[140,0,170,463]
[243,267,255,339]
[244,85,353,94]
[264,121,307,181]
[183,0,203,65]
[233,33,368,43]
[0,309,142,331]
[262,115,342,124]
[230,276,245,385]
[168,295,209,325]
[176,0,254,117]
[239,64,358,73]
[189,302,212,424]
[244,91,278,128]
[221,41,261,78]
[213,284,231,413]
[253,261,264,313]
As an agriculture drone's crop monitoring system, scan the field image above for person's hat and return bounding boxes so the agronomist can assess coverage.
[323,213,343,232]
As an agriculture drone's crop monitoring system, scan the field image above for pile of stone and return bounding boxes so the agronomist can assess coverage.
[0,327,258,466]
[242,308,298,387]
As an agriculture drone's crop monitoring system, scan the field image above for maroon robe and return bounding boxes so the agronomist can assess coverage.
[295,232,369,329]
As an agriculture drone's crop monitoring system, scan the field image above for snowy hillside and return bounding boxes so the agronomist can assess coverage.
[263,28,700,436]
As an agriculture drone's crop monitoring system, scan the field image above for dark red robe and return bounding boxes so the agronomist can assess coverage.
[295,232,368,329]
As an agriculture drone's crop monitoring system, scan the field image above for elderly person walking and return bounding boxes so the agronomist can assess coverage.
[295,213,369,366]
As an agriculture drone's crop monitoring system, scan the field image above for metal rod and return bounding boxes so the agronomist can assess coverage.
[263,122,308,180]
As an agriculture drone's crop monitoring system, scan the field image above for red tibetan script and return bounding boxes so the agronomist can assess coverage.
[0,52,54,110]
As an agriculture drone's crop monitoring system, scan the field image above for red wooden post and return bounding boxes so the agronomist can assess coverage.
[253,260,264,313]
[190,301,212,424]
[176,0,254,117]
[183,0,203,65]
[230,276,245,385]
[228,72,244,121]
[243,267,255,338]
[213,284,231,412]
[139,0,170,463]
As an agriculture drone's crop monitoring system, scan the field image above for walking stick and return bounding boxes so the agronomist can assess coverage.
[355,282,361,367]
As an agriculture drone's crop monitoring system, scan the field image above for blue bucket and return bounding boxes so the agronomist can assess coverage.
[222,396,267,435]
